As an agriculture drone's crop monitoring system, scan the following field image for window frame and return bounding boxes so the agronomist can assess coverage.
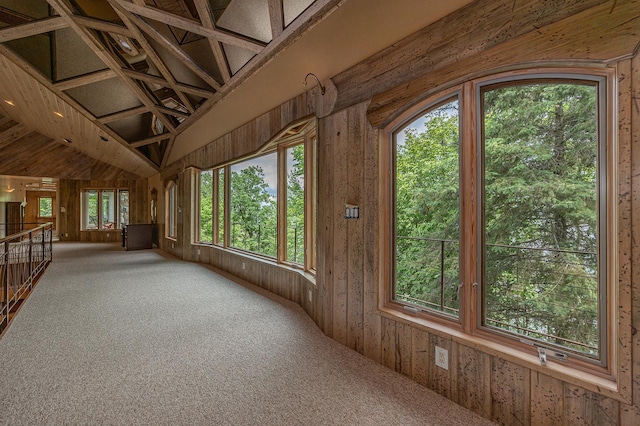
[195,118,317,273]
[380,67,623,395]
[166,181,177,240]
[38,196,53,219]
[80,188,129,231]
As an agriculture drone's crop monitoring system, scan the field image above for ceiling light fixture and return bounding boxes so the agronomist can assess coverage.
[4,100,15,106]
[54,111,64,118]
[63,138,72,144]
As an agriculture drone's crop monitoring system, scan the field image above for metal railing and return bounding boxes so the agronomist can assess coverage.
[0,222,53,334]
[395,235,599,354]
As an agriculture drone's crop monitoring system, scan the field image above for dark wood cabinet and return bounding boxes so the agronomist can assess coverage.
[122,224,154,250]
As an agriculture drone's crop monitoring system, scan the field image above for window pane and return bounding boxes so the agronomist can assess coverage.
[216,168,225,245]
[482,82,600,357]
[84,190,98,230]
[39,197,52,217]
[230,153,277,257]
[119,190,129,227]
[286,144,304,263]
[200,170,213,243]
[168,184,176,238]
[394,98,460,317]
[101,190,115,230]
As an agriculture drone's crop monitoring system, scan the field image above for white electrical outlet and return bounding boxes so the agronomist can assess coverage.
[242,262,245,270]
[197,249,201,256]
[435,346,449,370]
[308,289,312,302]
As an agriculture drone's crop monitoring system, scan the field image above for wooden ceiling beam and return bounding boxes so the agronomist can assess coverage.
[113,0,266,53]
[53,69,117,91]
[0,16,68,43]
[156,105,190,120]
[98,105,149,124]
[108,1,197,114]
[72,15,134,38]
[125,12,223,92]
[192,0,231,83]
[44,0,176,136]
[267,0,284,40]
[161,135,176,168]
[129,134,169,148]
[121,69,215,99]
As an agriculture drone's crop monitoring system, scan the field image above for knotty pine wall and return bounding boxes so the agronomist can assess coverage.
[162,1,640,424]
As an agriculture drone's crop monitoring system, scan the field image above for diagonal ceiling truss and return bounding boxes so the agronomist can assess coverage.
[0,0,335,171]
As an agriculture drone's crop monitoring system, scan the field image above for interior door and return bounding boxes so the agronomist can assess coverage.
[6,202,23,236]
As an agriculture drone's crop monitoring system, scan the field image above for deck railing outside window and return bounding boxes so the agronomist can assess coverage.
[395,235,598,355]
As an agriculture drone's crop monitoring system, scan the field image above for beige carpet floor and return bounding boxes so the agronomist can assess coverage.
[0,242,495,425]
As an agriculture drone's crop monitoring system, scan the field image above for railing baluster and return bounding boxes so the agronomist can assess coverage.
[28,231,33,290]
[3,240,8,330]
[0,222,54,335]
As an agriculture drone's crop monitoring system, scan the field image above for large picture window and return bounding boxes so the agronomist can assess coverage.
[481,81,603,359]
[230,152,278,257]
[81,189,129,231]
[197,119,316,272]
[394,97,460,317]
[387,70,612,371]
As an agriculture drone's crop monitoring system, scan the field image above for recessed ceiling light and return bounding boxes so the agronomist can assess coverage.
[100,135,109,142]
[4,100,15,106]
[54,111,64,118]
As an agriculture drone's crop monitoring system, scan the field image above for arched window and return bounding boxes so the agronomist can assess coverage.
[384,69,617,376]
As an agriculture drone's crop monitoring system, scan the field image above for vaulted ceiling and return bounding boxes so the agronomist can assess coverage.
[0,0,474,178]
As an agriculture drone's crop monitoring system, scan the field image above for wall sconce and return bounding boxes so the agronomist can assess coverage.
[303,73,325,95]
[345,204,359,219]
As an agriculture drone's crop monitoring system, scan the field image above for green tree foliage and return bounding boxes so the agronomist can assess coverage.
[483,83,598,355]
[200,170,213,243]
[230,163,277,256]
[286,144,305,263]
[395,99,460,315]
[395,82,600,356]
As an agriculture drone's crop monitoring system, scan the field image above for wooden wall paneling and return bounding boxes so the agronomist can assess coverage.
[396,321,412,377]
[334,0,608,113]
[490,358,530,426]
[564,385,619,425]
[330,109,349,346]
[456,344,491,419]
[428,334,454,401]
[58,178,147,242]
[411,327,430,388]
[318,111,348,344]
[381,316,396,371]
[316,114,331,336]
[630,47,640,417]
[530,372,564,426]
[346,103,365,354]
[616,58,634,405]
[362,113,381,364]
